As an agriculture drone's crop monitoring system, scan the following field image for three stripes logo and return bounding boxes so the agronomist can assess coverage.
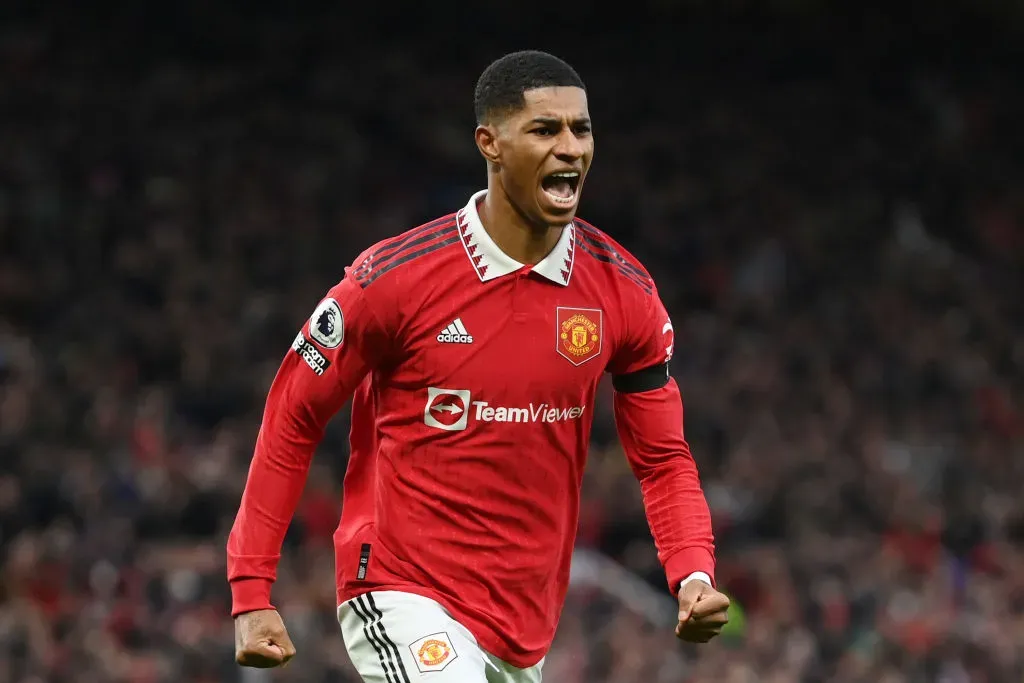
[436,318,473,344]
[352,216,460,290]
[350,594,413,683]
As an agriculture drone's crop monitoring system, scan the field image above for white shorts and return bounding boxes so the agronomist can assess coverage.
[338,591,544,683]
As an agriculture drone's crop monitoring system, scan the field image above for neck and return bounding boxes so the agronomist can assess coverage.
[477,182,562,266]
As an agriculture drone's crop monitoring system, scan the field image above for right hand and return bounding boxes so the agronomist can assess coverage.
[234,609,297,668]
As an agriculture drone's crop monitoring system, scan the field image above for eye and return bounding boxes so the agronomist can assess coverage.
[573,123,592,135]
[532,127,556,137]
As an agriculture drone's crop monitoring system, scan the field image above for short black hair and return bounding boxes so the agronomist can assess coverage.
[474,50,586,124]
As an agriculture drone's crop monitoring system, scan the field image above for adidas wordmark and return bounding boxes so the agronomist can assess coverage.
[437,318,474,344]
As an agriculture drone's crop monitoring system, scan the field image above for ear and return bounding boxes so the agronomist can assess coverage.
[474,124,501,166]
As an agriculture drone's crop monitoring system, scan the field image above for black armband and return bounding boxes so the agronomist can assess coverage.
[612,362,670,393]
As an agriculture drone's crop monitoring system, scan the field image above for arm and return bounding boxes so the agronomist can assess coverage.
[610,290,728,643]
[608,288,716,595]
[227,275,390,616]
[612,376,715,593]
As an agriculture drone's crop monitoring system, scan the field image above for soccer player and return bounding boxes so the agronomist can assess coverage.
[228,50,729,682]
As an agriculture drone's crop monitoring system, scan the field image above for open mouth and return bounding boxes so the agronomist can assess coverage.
[541,171,581,206]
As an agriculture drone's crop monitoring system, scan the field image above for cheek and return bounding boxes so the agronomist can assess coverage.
[583,143,595,167]
[502,155,539,195]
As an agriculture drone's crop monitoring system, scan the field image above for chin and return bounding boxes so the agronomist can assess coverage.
[530,205,575,230]
[549,205,578,225]
[536,192,581,227]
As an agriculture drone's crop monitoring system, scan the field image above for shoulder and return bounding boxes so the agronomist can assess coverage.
[346,213,462,290]
[572,218,655,296]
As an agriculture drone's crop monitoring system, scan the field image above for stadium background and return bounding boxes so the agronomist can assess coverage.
[1,1,1022,681]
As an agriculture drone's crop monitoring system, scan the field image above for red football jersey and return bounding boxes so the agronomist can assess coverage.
[228,191,715,667]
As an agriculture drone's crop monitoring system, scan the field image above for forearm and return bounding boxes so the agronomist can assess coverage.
[614,378,716,593]
[227,434,318,614]
[225,275,383,616]
[227,364,330,615]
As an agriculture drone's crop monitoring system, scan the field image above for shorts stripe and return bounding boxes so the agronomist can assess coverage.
[363,594,412,683]
[351,595,404,683]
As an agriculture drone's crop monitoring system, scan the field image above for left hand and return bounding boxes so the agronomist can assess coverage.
[675,579,730,643]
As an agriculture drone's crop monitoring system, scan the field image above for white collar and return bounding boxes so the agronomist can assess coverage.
[456,190,575,286]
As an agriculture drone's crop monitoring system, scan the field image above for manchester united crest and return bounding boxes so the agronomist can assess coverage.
[409,632,457,673]
[418,639,450,666]
[556,307,603,366]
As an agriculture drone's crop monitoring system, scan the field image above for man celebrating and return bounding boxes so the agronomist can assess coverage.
[228,50,729,682]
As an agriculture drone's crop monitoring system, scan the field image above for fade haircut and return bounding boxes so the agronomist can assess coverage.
[474,50,586,125]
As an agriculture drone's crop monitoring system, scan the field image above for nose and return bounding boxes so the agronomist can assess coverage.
[552,129,584,162]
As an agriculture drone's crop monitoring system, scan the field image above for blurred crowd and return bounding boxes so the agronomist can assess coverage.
[1,3,1023,682]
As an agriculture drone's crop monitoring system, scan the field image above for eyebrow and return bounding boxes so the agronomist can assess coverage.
[529,116,592,127]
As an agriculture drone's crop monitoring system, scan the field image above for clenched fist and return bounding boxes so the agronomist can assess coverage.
[234,609,297,668]
[675,579,730,643]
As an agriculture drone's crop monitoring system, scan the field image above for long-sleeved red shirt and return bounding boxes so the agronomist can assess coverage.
[227,191,715,668]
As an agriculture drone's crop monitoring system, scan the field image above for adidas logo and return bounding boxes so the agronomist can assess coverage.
[437,318,474,344]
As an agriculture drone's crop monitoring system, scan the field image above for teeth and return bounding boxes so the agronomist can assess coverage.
[543,171,579,206]
[543,188,577,205]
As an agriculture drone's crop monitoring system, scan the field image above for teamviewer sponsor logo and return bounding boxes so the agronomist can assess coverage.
[424,388,586,431]
[424,388,471,431]
[472,401,586,423]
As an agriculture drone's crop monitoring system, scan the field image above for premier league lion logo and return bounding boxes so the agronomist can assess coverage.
[309,298,344,348]
[316,308,336,339]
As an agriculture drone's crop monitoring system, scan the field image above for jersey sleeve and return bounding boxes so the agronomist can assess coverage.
[226,274,393,616]
[613,379,716,595]
[609,285,716,595]
[607,286,675,382]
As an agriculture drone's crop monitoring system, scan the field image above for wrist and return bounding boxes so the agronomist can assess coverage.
[679,571,713,592]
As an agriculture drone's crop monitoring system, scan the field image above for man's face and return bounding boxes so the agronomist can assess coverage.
[484,86,594,228]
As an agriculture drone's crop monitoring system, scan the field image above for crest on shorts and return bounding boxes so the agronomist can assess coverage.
[409,632,457,673]
[556,307,603,366]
